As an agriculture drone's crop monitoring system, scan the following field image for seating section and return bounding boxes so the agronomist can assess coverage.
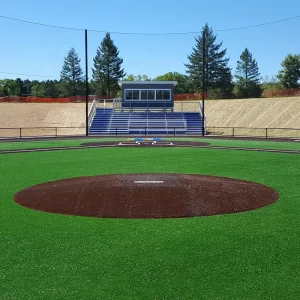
[89,108,204,135]
[184,113,203,134]
[89,108,114,134]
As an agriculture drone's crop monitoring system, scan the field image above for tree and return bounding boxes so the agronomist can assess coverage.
[42,80,61,97]
[260,75,282,97]
[233,79,262,98]
[185,23,233,98]
[92,32,125,98]
[155,72,192,93]
[0,79,21,96]
[278,54,300,88]
[60,47,84,96]
[123,74,152,81]
[234,48,262,98]
[31,84,45,97]
[23,79,38,96]
[236,48,260,83]
[30,80,62,97]
[15,78,26,96]
[122,74,136,81]
[89,79,105,97]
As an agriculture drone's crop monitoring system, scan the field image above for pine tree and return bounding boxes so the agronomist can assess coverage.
[185,23,232,98]
[236,48,260,83]
[92,32,125,98]
[234,48,261,98]
[60,48,84,96]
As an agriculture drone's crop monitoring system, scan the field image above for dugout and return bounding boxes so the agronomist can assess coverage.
[118,81,177,111]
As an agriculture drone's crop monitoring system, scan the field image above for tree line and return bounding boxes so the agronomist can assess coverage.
[1,25,300,99]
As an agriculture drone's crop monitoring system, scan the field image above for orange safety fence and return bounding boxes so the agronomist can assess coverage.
[262,88,300,98]
[1,94,205,103]
[0,96,97,103]
[174,93,207,100]
[1,90,300,103]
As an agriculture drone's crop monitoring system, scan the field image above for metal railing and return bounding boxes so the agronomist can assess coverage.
[93,99,203,113]
[96,98,114,109]
[206,126,300,139]
[1,126,300,139]
[88,99,98,128]
[111,126,189,136]
[113,101,174,112]
[0,127,86,139]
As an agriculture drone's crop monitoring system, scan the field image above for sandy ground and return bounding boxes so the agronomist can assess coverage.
[0,97,300,137]
[0,103,89,137]
[0,103,88,127]
[205,97,300,128]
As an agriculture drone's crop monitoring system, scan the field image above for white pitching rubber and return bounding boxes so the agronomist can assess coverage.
[134,181,164,184]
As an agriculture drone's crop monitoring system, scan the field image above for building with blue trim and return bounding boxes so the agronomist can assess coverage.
[118,81,177,111]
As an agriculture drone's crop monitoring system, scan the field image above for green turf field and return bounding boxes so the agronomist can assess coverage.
[1,138,300,299]
[1,136,300,151]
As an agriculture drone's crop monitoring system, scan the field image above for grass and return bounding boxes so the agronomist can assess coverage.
[0,137,125,151]
[1,136,300,151]
[1,141,300,299]
[166,137,300,151]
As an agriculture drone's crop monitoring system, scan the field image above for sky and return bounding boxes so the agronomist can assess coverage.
[0,0,300,81]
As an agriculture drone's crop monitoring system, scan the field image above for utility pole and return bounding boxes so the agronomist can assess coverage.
[85,29,89,136]
[202,30,206,136]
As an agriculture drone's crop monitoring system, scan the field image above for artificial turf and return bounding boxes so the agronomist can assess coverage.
[1,136,300,151]
[1,143,300,299]
[0,137,124,151]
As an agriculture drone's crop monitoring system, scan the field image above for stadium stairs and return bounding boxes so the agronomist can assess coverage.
[89,108,203,135]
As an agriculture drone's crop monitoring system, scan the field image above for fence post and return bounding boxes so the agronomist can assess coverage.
[55,127,58,137]
[266,128,268,139]
[19,128,22,139]
[232,127,235,137]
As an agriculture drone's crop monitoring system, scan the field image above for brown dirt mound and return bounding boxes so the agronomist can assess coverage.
[81,141,210,147]
[14,174,278,219]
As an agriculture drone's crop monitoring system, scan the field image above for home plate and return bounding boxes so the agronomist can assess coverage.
[134,180,164,184]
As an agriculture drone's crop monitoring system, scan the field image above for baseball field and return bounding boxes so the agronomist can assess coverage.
[1,137,300,299]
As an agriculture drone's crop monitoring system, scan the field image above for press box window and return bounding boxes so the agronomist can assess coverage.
[125,89,171,100]
[148,90,155,100]
[132,90,139,100]
[163,90,170,100]
[156,90,163,100]
[125,90,133,100]
[141,90,148,100]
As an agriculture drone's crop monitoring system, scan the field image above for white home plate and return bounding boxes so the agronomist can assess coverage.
[134,181,164,184]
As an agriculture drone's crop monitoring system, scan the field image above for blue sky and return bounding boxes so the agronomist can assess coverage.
[1,0,300,81]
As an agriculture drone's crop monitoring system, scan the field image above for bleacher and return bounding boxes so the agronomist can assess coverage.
[89,108,204,135]
[184,113,203,134]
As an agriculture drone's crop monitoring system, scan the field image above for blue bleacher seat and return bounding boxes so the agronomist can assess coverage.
[89,108,204,135]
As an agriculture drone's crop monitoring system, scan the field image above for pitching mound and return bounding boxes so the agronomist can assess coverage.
[14,174,278,218]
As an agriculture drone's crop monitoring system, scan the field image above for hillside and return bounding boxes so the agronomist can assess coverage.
[0,103,89,137]
[0,97,300,137]
[205,97,300,128]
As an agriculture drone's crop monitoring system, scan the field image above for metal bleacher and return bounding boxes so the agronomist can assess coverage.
[89,108,203,135]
